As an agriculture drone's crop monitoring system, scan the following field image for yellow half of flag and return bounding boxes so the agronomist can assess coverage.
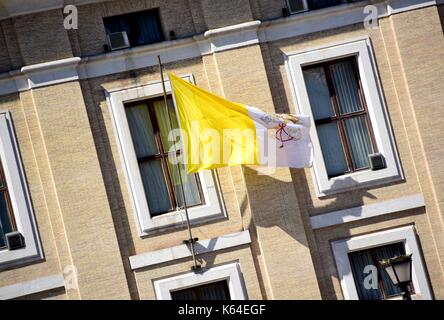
[169,72,313,174]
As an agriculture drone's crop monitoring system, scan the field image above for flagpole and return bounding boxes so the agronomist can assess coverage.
[157,55,201,272]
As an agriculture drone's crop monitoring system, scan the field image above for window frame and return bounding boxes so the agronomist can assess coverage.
[105,75,226,236]
[348,242,413,300]
[0,111,43,269]
[302,56,378,178]
[331,226,432,300]
[154,262,247,300]
[286,38,403,197]
[125,97,205,216]
[0,159,17,249]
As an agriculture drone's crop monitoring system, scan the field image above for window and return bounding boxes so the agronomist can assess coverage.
[125,97,204,216]
[154,263,247,300]
[103,8,164,48]
[331,226,432,300]
[303,57,377,178]
[349,242,415,300]
[106,76,225,235]
[287,0,365,14]
[0,111,42,268]
[286,38,403,196]
[0,160,16,249]
[171,280,231,300]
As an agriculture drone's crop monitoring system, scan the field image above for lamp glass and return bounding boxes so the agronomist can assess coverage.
[384,265,398,285]
[393,260,412,284]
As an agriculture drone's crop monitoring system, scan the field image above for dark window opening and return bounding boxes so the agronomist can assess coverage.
[103,8,164,48]
[287,0,366,13]
[0,160,16,249]
[171,280,231,300]
[303,57,377,178]
[125,96,204,217]
[348,242,415,300]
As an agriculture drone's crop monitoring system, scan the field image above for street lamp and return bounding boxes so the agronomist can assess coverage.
[380,254,413,300]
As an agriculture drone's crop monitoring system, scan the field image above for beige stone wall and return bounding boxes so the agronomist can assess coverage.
[0,18,22,69]
[13,9,73,65]
[82,44,321,299]
[0,93,62,288]
[199,0,253,29]
[260,6,444,299]
[135,246,262,300]
[253,0,287,20]
[0,23,11,72]
[75,0,198,57]
[82,58,252,298]
[261,23,422,216]
[0,0,443,300]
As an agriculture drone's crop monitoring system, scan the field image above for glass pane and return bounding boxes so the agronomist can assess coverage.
[330,59,363,115]
[374,244,405,298]
[199,282,230,300]
[126,104,158,158]
[167,162,201,208]
[308,0,342,10]
[303,67,335,120]
[316,123,348,177]
[139,160,172,216]
[153,98,179,151]
[349,251,383,300]
[0,191,13,248]
[343,116,373,170]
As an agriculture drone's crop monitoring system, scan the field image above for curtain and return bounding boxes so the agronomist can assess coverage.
[0,191,13,248]
[104,10,163,47]
[135,11,163,46]
[125,104,157,158]
[304,67,348,177]
[139,160,172,216]
[126,104,172,216]
[171,281,230,300]
[349,243,405,300]
[375,245,404,297]
[153,99,179,151]
[343,116,373,170]
[171,290,197,300]
[104,15,131,36]
[308,0,342,10]
[303,67,334,121]
[349,251,382,300]
[331,60,373,169]
[199,282,230,300]
[152,100,201,208]
[317,123,348,177]
[330,60,363,115]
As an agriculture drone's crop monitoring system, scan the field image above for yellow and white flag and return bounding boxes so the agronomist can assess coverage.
[169,73,313,174]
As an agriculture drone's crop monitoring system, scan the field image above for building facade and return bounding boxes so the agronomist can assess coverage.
[0,0,443,300]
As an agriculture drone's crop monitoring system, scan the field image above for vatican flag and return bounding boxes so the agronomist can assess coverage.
[169,73,313,174]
